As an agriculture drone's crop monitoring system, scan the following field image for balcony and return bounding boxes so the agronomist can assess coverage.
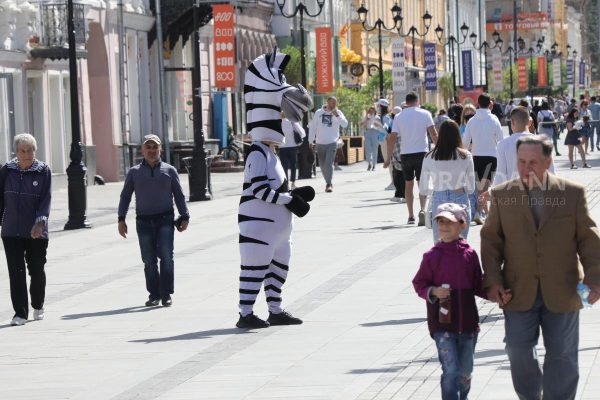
[30,2,87,60]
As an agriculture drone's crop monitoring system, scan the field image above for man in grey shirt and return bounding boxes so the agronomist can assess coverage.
[118,134,190,307]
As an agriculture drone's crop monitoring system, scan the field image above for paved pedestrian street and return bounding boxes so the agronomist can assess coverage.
[1,142,600,400]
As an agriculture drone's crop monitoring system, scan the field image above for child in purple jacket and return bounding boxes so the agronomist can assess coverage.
[412,203,496,400]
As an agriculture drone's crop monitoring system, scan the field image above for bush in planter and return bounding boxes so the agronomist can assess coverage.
[421,103,438,116]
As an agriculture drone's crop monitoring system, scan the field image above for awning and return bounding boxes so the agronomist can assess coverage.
[148,0,213,50]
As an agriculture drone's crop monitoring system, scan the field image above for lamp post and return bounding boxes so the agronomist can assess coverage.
[502,44,515,101]
[356,2,402,98]
[435,22,470,102]
[64,0,90,230]
[276,0,325,180]
[188,0,212,201]
[469,29,502,91]
[399,11,433,67]
[572,49,578,99]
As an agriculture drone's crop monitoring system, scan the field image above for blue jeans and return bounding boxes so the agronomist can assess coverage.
[504,289,579,400]
[433,331,478,400]
[431,190,471,243]
[364,130,380,165]
[136,213,175,300]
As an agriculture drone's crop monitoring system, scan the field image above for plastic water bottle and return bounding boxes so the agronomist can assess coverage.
[577,283,592,308]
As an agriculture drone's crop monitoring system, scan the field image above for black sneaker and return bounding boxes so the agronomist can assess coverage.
[161,296,172,307]
[418,210,426,226]
[145,298,159,307]
[267,311,303,326]
[236,313,270,329]
[407,216,416,225]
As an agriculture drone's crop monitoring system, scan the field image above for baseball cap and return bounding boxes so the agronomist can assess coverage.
[392,106,402,114]
[434,203,468,223]
[143,134,161,145]
[378,98,390,107]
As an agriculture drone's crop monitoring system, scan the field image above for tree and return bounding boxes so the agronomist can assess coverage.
[280,45,303,86]
[438,74,454,105]
[334,86,372,134]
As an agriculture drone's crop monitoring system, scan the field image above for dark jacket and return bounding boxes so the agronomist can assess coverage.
[412,239,486,337]
[0,159,52,239]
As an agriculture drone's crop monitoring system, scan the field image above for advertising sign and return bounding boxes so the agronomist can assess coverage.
[392,38,406,91]
[461,50,474,91]
[492,49,503,92]
[566,59,574,85]
[552,58,561,87]
[579,61,586,87]
[424,42,437,90]
[537,57,547,87]
[213,4,236,88]
[517,58,528,91]
[315,27,333,93]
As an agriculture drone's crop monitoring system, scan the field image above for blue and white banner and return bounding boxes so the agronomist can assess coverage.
[424,42,437,90]
[579,61,586,87]
[392,38,406,92]
[566,59,574,85]
[461,50,474,91]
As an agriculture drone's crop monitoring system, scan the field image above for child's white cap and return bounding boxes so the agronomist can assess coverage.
[434,203,468,223]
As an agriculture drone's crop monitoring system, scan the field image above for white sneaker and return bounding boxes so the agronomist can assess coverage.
[385,183,395,191]
[10,316,27,326]
[389,197,406,203]
[33,308,45,321]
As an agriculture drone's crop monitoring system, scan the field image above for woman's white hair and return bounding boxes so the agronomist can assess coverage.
[13,133,37,152]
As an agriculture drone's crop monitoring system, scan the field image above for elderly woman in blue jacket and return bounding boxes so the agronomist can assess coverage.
[0,133,51,326]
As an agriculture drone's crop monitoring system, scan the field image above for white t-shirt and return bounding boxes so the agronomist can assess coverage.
[462,109,504,157]
[419,150,476,195]
[391,106,434,155]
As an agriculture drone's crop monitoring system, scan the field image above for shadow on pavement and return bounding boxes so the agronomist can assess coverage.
[352,225,410,231]
[129,328,252,343]
[480,313,505,323]
[0,323,14,330]
[361,318,427,327]
[580,346,600,352]
[61,306,157,320]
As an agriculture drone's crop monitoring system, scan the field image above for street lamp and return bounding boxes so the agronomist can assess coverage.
[64,0,90,230]
[356,2,402,98]
[397,10,433,67]
[435,22,470,102]
[542,42,559,102]
[469,29,502,91]
[276,0,325,180]
[188,0,212,201]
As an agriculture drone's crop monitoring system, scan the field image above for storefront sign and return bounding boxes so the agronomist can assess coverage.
[537,57,547,87]
[392,38,406,91]
[424,42,437,90]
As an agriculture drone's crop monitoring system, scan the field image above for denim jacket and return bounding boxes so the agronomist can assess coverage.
[0,159,52,239]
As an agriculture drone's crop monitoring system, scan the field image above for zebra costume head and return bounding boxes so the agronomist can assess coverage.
[244,48,313,145]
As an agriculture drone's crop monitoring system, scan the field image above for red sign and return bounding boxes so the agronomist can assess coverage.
[315,27,333,93]
[213,4,235,88]
[537,57,547,87]
[459,87,484,104]
[517,58,528,91]
[486,21,549,31]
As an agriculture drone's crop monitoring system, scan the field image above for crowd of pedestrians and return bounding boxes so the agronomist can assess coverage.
[2,81,600,400]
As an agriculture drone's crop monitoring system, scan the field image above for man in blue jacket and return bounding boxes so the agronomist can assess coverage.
[118,134,190,307]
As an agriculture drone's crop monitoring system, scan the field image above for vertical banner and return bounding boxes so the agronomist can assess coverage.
[537,57,547,87]
[517,58,528,91]
[579,61,586,87]
[424,42,437,90]
[213,4,236,89]
[392,38,406,91]
[461,50,474,91]
[315,27,333,93]
[552,58,561,87]
[492,50,503,92]
[566,59,574,85]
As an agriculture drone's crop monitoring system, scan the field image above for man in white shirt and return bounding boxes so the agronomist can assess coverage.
[493,106,555,187]
[463,93,504,221]
[383,92,437,225]
[309,96,348,192]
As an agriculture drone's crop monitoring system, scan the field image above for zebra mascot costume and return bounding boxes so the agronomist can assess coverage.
[236,49,315,329]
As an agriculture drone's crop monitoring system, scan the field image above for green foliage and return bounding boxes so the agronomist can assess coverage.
[361,70,393,98]
[421,103,438,116]
[438,74,454,104]
[334,86,373,133]
[280,45,303,86]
